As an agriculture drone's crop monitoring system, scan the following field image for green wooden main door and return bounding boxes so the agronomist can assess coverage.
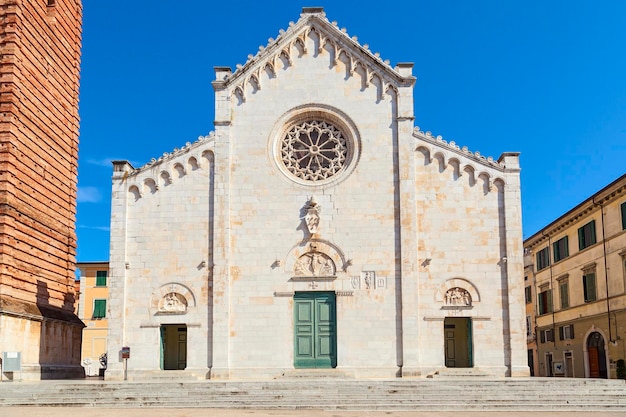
[294,292,337,368]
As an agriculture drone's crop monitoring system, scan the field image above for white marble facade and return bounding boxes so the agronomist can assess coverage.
[106,8,529,380]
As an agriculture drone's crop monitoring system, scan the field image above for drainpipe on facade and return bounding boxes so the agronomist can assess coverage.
[541,231,556,350]
[593,198,613,343]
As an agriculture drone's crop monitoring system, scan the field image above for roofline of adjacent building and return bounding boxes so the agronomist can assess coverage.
[524,172,626,249]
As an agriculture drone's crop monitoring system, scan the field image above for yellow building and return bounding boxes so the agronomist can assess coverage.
[524,253,539,376]
[77,262,109,377]
[524,174,626,379]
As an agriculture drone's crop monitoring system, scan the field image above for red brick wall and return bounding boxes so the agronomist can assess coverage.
[0,0,82,313]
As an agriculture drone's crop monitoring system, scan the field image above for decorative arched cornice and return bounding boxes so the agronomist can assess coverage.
[159,171,171,187]
[134,132,216,173]
[413,127,506,171]
[144,178,157,194]
[115,133,217,202]
[218,9,415,106]
[128,185,141,201]
[414,128,507,194]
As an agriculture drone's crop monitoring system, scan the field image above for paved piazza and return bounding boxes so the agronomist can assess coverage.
[3,409,624,417]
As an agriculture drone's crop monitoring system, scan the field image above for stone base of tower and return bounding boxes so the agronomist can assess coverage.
[0,296,85,380]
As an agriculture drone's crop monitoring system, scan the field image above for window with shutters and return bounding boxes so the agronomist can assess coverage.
[540,328,554,343]
[622,252,626,294]
[536,247,550,271]
[538,287,552,315]
[96,270,107,287]
[583,271,597,303]
[93,299,106,319]
[578,220,596,250]
[525,286,532,304]
[621,201,626,230]
[559,324,574,340]
[559,279,569,309]
[553,236,569,262]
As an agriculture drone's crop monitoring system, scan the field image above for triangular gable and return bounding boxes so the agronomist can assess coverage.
[214,7,415,101]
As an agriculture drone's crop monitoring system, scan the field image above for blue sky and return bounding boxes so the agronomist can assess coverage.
[76,1,626,262]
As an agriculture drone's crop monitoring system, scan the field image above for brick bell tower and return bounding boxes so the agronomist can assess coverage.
[0,0,84,379]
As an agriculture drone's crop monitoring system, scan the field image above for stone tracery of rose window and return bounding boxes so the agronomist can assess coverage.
[280,120,348,182]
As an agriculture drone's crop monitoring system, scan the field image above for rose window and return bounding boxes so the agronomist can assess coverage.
[280,120,348,182]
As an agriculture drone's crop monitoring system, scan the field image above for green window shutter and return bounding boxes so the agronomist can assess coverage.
[584,273,597,302]
[538,293,544,314]
[570,324,575,339]
[579,221,596,250]
[553,237,569,262]
[578,227,584,250]
[547,290,553,313]
[96,271,107,286]
[590,220,596,245]
[93,299,106,318]
[559,326,564,341]
[587,274,596,301]
[552,241,559,261]
[621,202,626,230]
[560,283,569,309]
[536,247,550,270]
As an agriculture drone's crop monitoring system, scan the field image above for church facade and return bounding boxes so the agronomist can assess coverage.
[106,8,528,380]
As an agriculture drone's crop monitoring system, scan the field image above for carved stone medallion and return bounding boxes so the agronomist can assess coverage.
[158,292,188,314]
[293,244,336,277]
[444,287,472,307]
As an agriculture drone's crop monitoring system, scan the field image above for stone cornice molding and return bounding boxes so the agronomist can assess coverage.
[113,133,217,201]
[413,128,510,194]
[215,8,415,104]
[413,127,506,171]
[125,132,216,177]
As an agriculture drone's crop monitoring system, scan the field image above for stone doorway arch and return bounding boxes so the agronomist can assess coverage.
[584,329,608,378]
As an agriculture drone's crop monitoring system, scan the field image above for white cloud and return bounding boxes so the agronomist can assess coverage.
[78,224,110,232]
[85,157,141,168]
[77,186,102,203]
[85,157,116,167]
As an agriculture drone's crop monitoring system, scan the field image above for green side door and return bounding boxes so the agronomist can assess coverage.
[294,292,337,368]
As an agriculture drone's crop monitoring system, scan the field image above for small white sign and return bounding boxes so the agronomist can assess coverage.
[553,362,564,374]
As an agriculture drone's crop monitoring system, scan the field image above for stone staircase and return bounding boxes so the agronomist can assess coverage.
[0,378,625,411]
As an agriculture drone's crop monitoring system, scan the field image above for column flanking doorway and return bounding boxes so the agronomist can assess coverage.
[294,292,337,368]
[160,324,187,370]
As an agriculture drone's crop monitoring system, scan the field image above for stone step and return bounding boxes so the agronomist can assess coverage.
[1,378,624,412]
